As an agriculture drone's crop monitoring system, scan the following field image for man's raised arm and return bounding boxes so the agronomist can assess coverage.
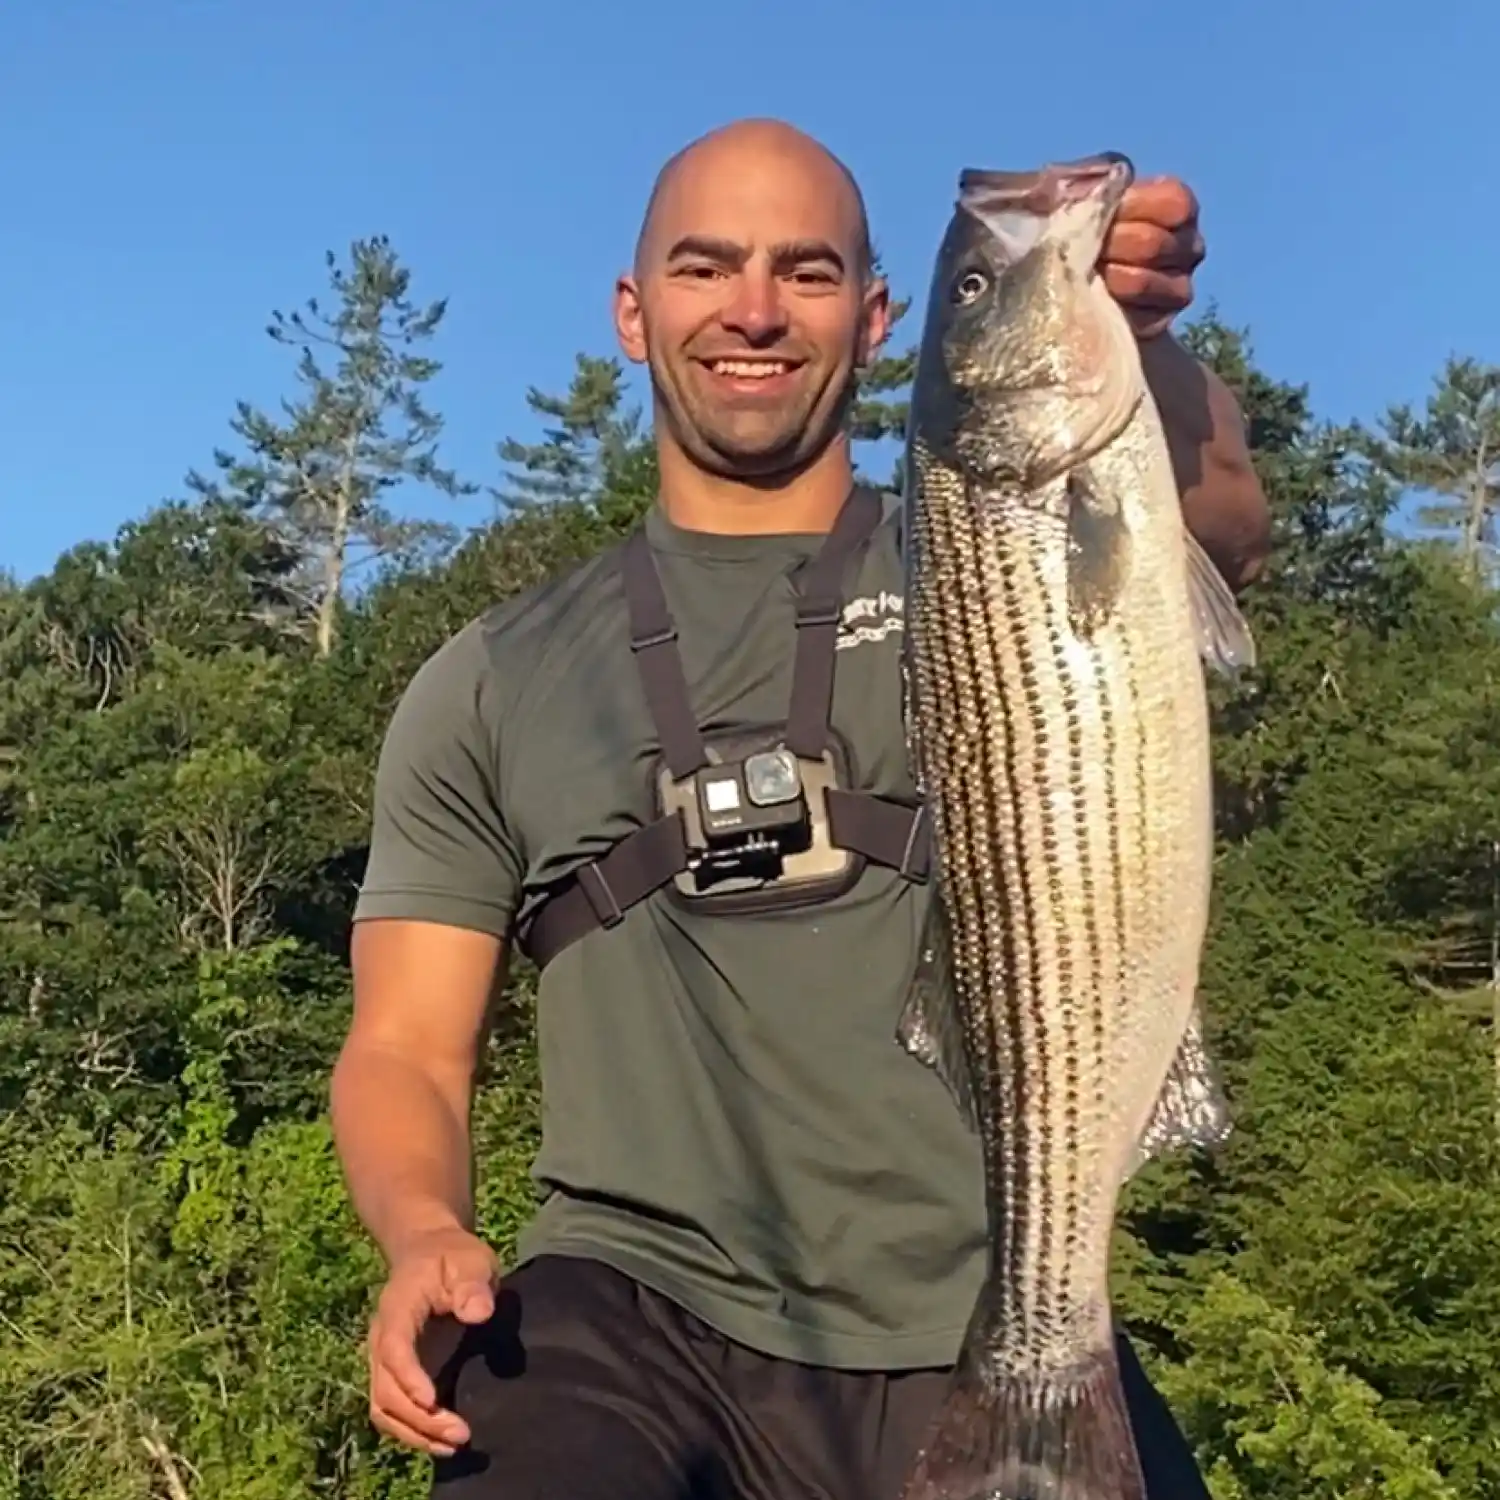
[1142,330,1273,594]
[1095,172,1274,594]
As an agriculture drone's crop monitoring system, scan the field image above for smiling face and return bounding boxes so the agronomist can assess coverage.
[615,120,890,483]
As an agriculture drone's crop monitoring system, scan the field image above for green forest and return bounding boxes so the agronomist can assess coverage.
[1,234,1497,1500]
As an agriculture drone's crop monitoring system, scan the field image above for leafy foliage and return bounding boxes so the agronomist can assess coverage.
[1,238,1496,1498]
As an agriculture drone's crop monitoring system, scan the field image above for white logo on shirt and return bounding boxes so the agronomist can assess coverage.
[837,591,904,651]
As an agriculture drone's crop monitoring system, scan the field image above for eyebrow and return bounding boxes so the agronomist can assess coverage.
[664,235,847,276]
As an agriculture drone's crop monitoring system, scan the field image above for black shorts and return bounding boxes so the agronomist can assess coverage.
[430,1254,1210,1500]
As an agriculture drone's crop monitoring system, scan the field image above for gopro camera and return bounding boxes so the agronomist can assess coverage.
[653,725,864,912]
[688,746,811,888]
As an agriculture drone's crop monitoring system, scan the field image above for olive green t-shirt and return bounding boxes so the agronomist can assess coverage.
[354,498,988,1370]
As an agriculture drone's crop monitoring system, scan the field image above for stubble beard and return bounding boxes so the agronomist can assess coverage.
[650,353,858,485]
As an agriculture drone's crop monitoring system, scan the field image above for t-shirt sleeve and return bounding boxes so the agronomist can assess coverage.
[353,623,524,938]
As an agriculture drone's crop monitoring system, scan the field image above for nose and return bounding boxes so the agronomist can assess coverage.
[719,263,788,345]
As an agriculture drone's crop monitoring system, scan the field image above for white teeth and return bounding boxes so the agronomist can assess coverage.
[711,360,789,378]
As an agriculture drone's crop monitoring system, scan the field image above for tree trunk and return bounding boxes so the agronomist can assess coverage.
[1464,438,1492,580]
[316,498,350,658]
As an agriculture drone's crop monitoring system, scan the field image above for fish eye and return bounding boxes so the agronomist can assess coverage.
[950,269,989,305]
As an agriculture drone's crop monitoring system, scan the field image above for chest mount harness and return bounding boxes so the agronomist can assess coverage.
[515,486,931,971]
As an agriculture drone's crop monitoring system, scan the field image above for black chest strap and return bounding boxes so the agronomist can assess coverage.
[515,488,929,970]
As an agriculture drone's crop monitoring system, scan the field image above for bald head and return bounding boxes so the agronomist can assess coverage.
[612,117,891,488]
[633,118,874,282]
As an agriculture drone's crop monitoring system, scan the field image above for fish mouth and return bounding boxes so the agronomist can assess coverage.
[957,151,1135,220]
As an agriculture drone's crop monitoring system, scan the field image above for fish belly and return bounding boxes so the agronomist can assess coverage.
[905,434,1213,1373]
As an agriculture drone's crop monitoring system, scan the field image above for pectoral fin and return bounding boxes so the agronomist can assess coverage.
[1128,1000,1232,1178]
[1184,527,1257,676]
[897,897,979,1132]
[1065,467,1133,638]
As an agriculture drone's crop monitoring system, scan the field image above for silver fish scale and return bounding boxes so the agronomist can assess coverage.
[904,415,1214,1377]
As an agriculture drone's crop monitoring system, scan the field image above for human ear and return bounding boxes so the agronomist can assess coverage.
[857,275,892,367]
[614,274,648,364]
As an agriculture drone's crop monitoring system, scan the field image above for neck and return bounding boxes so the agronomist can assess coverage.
[655,432,856,536]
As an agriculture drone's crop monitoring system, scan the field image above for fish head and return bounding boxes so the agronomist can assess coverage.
[910,152,1145,489]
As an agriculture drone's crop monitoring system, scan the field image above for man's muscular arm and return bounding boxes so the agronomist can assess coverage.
[1141,331,1272,594]
[333,622,525,1456]
[333,920,506,1262]
[1098,173,1273,594]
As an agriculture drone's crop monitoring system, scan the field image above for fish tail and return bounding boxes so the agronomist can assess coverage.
[897,1343,1145,1500]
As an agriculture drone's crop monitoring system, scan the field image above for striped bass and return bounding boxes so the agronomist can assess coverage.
[894,152,1255,1500]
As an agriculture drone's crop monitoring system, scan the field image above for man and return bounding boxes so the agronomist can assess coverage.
[331,117,1271,1500]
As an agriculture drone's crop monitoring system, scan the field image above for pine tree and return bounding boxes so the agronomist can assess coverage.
[495,353,652,514]
[188,236,474,656]
[1364,355,1500,580]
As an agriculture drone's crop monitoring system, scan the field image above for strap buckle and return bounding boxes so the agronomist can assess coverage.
[794,596,842,629]
[631,624,677,652]
[576,863,624,930]
[899,804,931,881]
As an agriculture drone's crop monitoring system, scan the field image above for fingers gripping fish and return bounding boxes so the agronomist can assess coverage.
[895,152,1255,1500]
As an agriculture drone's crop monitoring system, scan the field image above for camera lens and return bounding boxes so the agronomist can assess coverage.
[744,748,801,807]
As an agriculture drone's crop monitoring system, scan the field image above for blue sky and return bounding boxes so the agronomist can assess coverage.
[1,0,1491,582]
